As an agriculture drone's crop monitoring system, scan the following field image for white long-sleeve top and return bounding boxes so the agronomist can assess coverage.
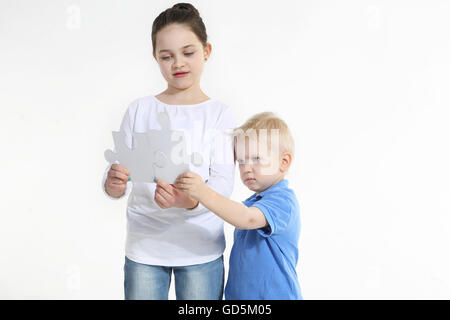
[102,95,236,266]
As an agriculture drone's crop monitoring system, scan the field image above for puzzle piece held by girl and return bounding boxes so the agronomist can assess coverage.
[104,111,203,184]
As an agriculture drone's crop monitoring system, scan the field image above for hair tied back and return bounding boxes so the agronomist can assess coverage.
[172,3,200,16]
[152,3,207,54]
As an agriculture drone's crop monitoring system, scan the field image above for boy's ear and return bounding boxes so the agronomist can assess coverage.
[280,152,292,173]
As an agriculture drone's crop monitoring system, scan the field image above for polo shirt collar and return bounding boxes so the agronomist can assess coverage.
[247,179,289,201]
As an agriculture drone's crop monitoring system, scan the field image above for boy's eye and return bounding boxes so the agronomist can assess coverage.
[161,56,171,61]
[237,159,245,164]
[252,156,261,162]
[184,52,194,56]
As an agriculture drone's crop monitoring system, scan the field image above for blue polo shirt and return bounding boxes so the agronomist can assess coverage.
[224,179,302,300]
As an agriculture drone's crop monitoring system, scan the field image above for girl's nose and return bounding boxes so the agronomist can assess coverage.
[173,55,185,68]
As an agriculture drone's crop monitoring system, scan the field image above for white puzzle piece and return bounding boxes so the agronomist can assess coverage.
[104,111,203,184]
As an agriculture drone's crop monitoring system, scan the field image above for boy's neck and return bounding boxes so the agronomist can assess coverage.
[255,174,286,194]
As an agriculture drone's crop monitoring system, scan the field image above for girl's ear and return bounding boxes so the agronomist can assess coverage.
[280,152,292,173]
[204,43,212,61]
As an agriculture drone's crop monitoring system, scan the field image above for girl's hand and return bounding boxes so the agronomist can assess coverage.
[105,164,130,198]
[154,178,199,209]
[174,171,207,201]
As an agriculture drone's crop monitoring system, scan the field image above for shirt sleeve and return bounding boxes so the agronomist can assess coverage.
[251,192,293,237]
[187,106,236,213]
[101,102,136,200]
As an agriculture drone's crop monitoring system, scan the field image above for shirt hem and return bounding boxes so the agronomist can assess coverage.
[124,251,224,267]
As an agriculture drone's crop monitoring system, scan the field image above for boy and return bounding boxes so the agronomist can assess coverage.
[174,112,302,299]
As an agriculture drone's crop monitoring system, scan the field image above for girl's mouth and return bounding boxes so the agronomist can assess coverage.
[173,72,189,78]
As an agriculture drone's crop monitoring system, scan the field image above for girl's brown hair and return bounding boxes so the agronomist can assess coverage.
[151,3,208,55]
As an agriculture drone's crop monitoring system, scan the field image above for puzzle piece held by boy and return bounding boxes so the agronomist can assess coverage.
[104,111,203,184]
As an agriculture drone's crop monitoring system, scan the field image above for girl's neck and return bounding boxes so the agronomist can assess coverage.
[156,86,210,105]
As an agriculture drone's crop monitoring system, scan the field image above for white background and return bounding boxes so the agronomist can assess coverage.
[1,0,449,299]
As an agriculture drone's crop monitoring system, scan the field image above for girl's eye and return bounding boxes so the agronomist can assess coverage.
[252,156,261,162]
[237,159,245,164]
[184,52,194,56]
[161,56,171,61]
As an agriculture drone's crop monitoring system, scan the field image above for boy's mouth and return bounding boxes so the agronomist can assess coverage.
[245,178,256,183]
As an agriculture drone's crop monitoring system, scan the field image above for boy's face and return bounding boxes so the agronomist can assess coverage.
[235,136,287,194]
[153,23,211,91]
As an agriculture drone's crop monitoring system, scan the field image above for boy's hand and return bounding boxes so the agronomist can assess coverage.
[174,171,207,201]
[105,164,130,198]
[154,177,198,209]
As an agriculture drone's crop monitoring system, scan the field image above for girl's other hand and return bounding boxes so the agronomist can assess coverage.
[105,164,130,198]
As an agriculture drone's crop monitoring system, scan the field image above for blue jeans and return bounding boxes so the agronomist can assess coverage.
[124,255,224,300]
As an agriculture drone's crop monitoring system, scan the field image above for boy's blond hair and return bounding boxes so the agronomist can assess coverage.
[233,112,295,158]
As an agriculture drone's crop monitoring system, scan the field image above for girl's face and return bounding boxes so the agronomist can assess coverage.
[153,23,211,91]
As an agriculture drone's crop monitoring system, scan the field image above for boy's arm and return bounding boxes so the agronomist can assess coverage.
[199,186,268,230]
[175,171,267,229]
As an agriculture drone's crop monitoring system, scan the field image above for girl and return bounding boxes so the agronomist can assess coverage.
[102,3,235,300]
